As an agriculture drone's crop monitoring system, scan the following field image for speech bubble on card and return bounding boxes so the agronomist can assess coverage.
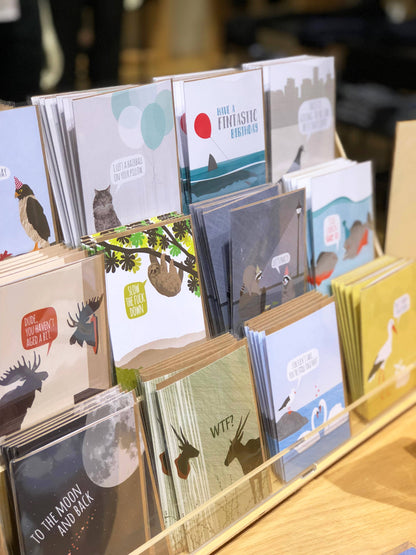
[287,348,319,382]
[324,214,341,250]
[110,154,145,192]
[21,308,58,354]
[0,166,11,181]
[271,252,291,274]
[124,281,147,319]
[394,293,410,321]
[298,97,332,141]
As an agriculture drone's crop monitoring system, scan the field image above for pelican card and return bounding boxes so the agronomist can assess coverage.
[250,300,350,482]
[182,69,267,209]
[0,105,56,259]
[230,189,307,337]
[9,397,154,555]
[156,342,266,547]
[309,160,374,294]
[72,81,181,235]
[360,261,416,419]
[261,56,335,183]
[0,254,112,438]
[89,215,207,371]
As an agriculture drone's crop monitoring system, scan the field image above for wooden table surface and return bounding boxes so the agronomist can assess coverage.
[216,404,416,555]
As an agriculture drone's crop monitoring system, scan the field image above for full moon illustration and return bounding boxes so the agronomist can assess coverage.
[82,407,139,488]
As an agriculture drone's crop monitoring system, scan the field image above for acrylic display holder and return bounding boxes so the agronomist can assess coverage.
[130,358,416,555]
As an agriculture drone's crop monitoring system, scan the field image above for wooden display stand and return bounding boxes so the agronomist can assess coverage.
[126,127,416,555]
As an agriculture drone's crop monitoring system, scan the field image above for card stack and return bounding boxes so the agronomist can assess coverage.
[190,184,307,337]
[245,292,350,482]
[282,158,375,294]
[0,245,112,440]
[32,81,182,245]
[332,255,416,420]
[137,334,267,550]
[81,213,208,375]
[0,105,58,258]
[1,387,163,554]
[243,55,336,183]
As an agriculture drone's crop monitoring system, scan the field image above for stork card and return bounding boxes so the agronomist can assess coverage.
[230,188,307,337]
[156,340,266,549]
[245,296,350,483]
[84,215,207,372]
[359,260,416,420]
[0,253,112,438]
[182,69,267,210]
[309,160,374,294]
[8,392,161,555]
[0,105,56,259]
[72,81,181,235]
[244,56,335,183]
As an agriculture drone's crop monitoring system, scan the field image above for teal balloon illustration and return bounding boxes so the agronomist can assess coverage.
[155,89,174,135]
[111,90,132,120]
[141,102,165,150]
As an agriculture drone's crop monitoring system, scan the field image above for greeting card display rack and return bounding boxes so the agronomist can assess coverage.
[129,360,416,555]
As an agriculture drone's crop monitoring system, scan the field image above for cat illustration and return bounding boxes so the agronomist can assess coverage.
[93,185,121,232]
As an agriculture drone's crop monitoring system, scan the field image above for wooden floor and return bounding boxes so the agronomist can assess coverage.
[216,403,416,555]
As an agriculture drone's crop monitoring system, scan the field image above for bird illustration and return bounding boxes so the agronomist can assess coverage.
[14,176,50,249]
[367,318,397,382]
[286,145,304,174]
[307,251,338,286]
[343,213,372,260]
[278,387,296,412]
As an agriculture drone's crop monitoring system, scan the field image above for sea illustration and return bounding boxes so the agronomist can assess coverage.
[268,382,350,482]
[310,195,374,295]
[189,151,266,203]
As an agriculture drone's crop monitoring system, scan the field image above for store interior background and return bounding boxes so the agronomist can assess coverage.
[3,0,416,248]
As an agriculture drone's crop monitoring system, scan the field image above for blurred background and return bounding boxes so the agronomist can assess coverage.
[2,0,416,246]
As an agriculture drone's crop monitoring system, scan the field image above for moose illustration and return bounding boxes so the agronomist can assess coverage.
[0,352,48,436]
[224,412,264,502]
[67,295,103,354]
[171,424,200,479]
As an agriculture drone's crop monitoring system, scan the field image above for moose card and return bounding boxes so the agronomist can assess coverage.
[0,253,112,438]
[0,105,56,259]
[156,340,266,547]
[87,215,207,371]
[230,189,307,337]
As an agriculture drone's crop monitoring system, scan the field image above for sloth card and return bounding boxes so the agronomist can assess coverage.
[87,215,208,372]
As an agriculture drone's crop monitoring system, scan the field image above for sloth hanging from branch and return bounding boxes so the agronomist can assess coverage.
[91,219,201,298]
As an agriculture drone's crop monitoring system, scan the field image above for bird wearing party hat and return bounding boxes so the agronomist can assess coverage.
[14,176,50,249]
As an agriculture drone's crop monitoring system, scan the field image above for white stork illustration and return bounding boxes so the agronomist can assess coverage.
[367,318,397,382]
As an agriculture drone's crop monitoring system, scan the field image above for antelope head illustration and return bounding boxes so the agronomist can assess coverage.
[67,295,103,354]
[224,411,262,474]
[171,424,199,479]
